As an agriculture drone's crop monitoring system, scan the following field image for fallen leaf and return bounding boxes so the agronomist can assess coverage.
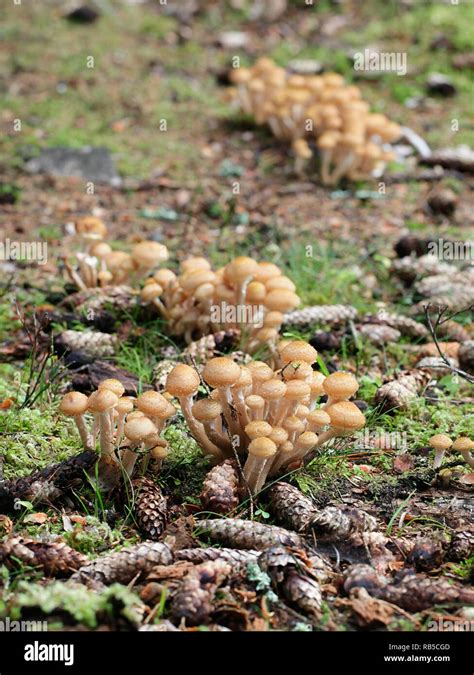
[0,398,14,409]
[393,454,415,473]
[458,473,474,485]
[24,512,48,524]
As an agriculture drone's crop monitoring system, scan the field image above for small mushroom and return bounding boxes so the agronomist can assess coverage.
[429,433,453,469]
[243,437,277,494]
[59,391,91,450]
[451,437,474,469]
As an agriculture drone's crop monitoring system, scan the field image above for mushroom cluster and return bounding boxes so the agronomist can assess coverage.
[59,380,175,482]
[63,216,169,291]
[165,340,366,494]
[429,434,474,469]
[228,58,401,184]
[141,255,300,348]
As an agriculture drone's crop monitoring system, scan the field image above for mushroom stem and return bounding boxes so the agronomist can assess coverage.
[433,448,447,469]
[75,416,92,451]
[179,396,223,462]
[459,450,474,469]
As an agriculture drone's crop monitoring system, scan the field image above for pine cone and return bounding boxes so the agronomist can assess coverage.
[61,285,134,313]
[267,482,317,533]
[258,547,322,618]
[359,324,401,346]
[448,531,474,561]
[170,559,231,625]
[362,312,428,339]
[376,574,474,612]
[0,537,87,577]
[182,330,242,366]
[309,506,377,540]
[176,547,259,566]
[55,329,118,359]
[391,255,452,284]
[200,460,241,515]
[197,518,303,550]
[70,541,173,587]
[133,478,168,541]
[153,359,179,391]
[0,449,97,512]
[437,320,471,343]
[343,564,386,594]
[284,305,358,328]
[374,369,431,412]
[459,340,474,374]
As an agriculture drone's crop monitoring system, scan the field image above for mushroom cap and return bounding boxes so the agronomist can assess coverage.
[87,389,119,413]
[254,327,279,344]
[166,364,201,397]
[245,394,265,411]
[260,379,287,400]
[429,434,453,450]
[249,363,273,385]
[284,380,311,401]
[282,416,305,434]
[326,401,366,431]
[153,268,177,287]
[265,289,300,312]
[192,399,222,422]
[248,437,277,459]
[246,281,266,303]
[150,443,170,460]
[309,371,326,395]
[307,409,331,429]
[265,276,296,292]
[323,371,359,400]
[263,311,284,328]
[136,391,170,418]
[269,426,289,445]
[75,216,107,238]
[224,257,259,285]
[297,431,318,449]
[127,410,145,421]
[180,269,216,291]
[105,251,134,274]
[60,391,89,416]
[452,437,474,452]
[116,396,135,415]
[180,257,211,273]
[245,420,273,439]
[89,242,112,259]
[131,241,169,268]
[253,262,282,283]
[296,404,310,419]
[278,440,294,455]
[141,283,163,303]
[98,378,125,398]
[280,341,318,365]
[232,366,253,390]
[202,357,241,388]
[282,361,313,381]
[124,416,157,442]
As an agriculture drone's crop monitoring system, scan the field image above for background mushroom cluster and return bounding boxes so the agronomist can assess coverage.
[228,58,401,184]
[62,216,169,291]
[141,255,300,347]
[60,380,175,485]
[165,340,366,494]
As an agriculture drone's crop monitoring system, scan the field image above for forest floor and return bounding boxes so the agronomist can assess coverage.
[0,0,473,632]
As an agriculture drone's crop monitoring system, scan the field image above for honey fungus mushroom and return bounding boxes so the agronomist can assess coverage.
[429,434,453,469]
[165,340,367,494]
[228,58,401,185]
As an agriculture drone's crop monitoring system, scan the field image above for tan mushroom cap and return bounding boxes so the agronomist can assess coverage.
[263,311,284,328]
[429,434,453,451]
[245,394,265,411]
[245,420,273,439]
[309,371,326,395]
[296,431,319,450]
[116,396,135,415]
[253,262,282,283]
[75,216,107,238]
[166,364,201,397]
[284,380,311,401]
[127,410,145,421]
[141,283,163,302]
[265,289,300,312]
[246,281,266,303]
[265,276,296,293]
[232,366,253,390]
[326,401,365,431]
[131,241,169,268]
[280,341,318,365]
[89,242,112,259]
[153,268,177,286]
[269,426,289,445]
[60,391,89,416]
[98,378,125,398]
[260,379,287,400]
[248,437,277,459]
[192,399,223,422]
[150,443,170,460]
[87,389,119,413]
[124,416,157,442]
[282,361,313,381]
[180,257,211,273]
[282,416,306,435]
[202,357,241,388]
[136,391,170,417]
[452,437,474,452]
[323,371,359,400]
[224,256,259,284]
[307,409,331,428]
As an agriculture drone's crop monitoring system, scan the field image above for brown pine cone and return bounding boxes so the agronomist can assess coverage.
[0,537,88,577]
[54,329,118,359]
[197,518,303,550]
[200,460,241,515]
[309,506,377,540]
[437,320,471,343]
[133,477,168,541]
[284,304,358,328]
[362,312,428,339]
[343,564,386,594]
[176,547,259,566]
[170,559,231,625]
[374,369,431,412]
[267,482,318,533]
[258,547,322,618]
[153,359,178,391]
[376,574,474,612]
[0,449,97,512]
[392,255,452,284]
[182,330,242,366]
[358,323,401,346]
[70,541,173,587]
[61,285,134,313]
